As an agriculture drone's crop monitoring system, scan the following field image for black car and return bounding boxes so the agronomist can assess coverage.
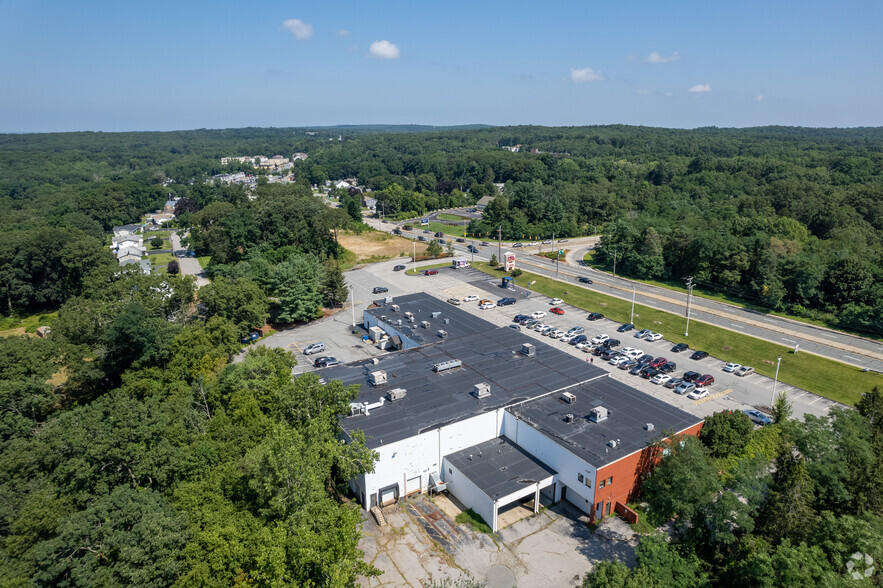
[497,297,516,306]
[602,338,621,348]
[313,356,341,368]
[579,277,593,284]
[455,238,465,243]
[372,286,389,294]
[514,314,529,322]
[619,360,637,371]
[658,361,677,374]
[683,371,701,382]
[690,350,709,360]
[640,367,659,379]
[418,236,427,241]
[587,312,604,321]
[671,343,689,353]
[468,245,479,252]
[636,354,654,365]
[600,349,620,361]
[393,264,406,271]
[592,346,606,356]
[569,334,588,345]
[435,232,444,237]
[480,241,489,246]
[392,228,402,235]
[617,323,635,333]
[438,239,446,244]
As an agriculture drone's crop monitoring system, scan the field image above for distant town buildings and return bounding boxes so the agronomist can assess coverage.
[220,153,307,169]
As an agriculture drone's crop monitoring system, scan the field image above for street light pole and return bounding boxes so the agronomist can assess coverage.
[684,276,694,337]
[630,286,636,325]
[350,284,355,327]
[412,241,416,274]
[771,354,782,407]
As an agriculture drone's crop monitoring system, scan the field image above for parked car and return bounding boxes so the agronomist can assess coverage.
[551,298,563,305]
[514,314,529,322]
[463,295,479,302]
[480,241,489,246]
[447,298,461,305]
[508,324,521,331]
[674,382,697,395]
[455,238,465,243]
[312,356,331,367]
[645,332,663,342]
[687,387,710,400]
[314,356,341,368]
[522,319,539,328]
[735,366,755,377]
[623,348,643,359]
[240,331,260,344]
[424,269,439,275]
[602,338,621,348]
[418,236,427,241]
[549,330,566,339]
[578,277,593,284]
[567,326,585,336]
[550,307,565,315]
[671,343,689,353]
[636,354,654,364]
[648,357,668,368]
[635,329,652,339]
[664,377,684,389]
[468,245,479,252]
[559,334,576,344]
[690,350,709,360]
[303,342,326,355]
[695,374,715,386]
[609,356,630,366]
[620,360,639,371]
[658,361,677,374]
[639,367,659,379]
[535,324,553,335]
[722,362,741,373]
[479,302,496,310]
[600,349,620,361]
[434,232,444,237]
[393,264,406,271]
[627,363,645,375]
[373,286,389,294]
[497,297,516,306]
[570,335,588,345]
[575,341,593,350]
[587,312,604,321]
[531,311,547,319]
[617,323,635,333]
[744,409,773,426]
[682,371,702,382]
[650,373,672,385]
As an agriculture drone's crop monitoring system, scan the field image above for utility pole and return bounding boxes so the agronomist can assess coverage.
[630,286,636,324]
[684,276,694,336]
[771,354,782,407]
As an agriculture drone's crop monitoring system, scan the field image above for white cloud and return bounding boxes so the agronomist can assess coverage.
[281,19,314,41]
[570,67,605,83]
[644,51,681,64]
[335,29,350,37]
[755,94,764,101]
[369,40,400,60]
[688,83,712,93]
[635,89,649,95]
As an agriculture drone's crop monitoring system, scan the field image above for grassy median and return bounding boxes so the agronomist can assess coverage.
[474,262,877,406]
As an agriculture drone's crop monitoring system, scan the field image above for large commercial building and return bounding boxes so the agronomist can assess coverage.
[324,293,703,531]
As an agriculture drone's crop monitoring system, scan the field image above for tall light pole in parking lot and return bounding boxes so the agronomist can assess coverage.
[412,241,416,274]
[684,276,695,337]
[770,354,782,407]
[350,284,356,327]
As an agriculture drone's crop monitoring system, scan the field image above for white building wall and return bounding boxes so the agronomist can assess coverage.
[502,411,597,513]
[444,460,497,531]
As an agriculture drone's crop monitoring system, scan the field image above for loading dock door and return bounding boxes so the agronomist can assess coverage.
[405,475,421,495]
[379,485,399,506]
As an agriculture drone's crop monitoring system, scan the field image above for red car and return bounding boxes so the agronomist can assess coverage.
[695,374,715,386]
[649,357,668,368]
[424,269,439,275]
[550,307,565,315]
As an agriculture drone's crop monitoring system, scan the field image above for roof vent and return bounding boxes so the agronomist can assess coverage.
[433,359,462,373]
[380,315,387,322]
[472,382,491,399]
[608,439,618,448]
[387,388,407,401]
[430,311,441,319]
[564,413,575,423]
[384,296,393,304]
[438,330,448,338]
[420,320,430,329]
[562,392,576,404]
[404,311,413,320]
[369,370,387,386]
[521,343,536,357]
[645,423,655,432]
[390,304,400,312]
[396,319,402,326]
[443,318,450,324]
[588,406,609,423]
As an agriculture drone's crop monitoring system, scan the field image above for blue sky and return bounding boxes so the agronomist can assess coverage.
[1,0,881,132]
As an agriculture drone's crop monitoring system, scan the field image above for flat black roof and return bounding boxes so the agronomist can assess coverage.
[330,294,607,447]
[445,436,556,500]
[508,376,703,468]
[365,291,498,342]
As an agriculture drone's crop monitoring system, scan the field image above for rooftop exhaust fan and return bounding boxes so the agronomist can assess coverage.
[564,413,575,423]
[433,359,462,372]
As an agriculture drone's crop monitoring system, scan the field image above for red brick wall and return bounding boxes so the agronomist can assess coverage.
[591,422,703,523]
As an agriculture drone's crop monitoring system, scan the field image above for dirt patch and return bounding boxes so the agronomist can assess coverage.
[0,327,28,337]
[339,231,429,261]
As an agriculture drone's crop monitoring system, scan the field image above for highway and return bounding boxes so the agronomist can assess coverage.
[365,216,883,375]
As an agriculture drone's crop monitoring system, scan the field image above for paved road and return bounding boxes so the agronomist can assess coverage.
[364,216,883,374]
[168,232,209,287]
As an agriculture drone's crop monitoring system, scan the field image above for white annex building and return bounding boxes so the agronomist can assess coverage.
[326,294,703,531]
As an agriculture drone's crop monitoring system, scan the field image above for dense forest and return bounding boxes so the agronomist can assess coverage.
[0,125,881,585]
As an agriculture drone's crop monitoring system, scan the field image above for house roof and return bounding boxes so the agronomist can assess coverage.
[445,436,556,500]
[476,196,496,206]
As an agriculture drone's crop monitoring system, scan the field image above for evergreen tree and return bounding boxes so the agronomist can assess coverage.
[757,449,817,544]
[322,261,348,308]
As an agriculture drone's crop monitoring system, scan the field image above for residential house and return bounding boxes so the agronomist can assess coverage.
[292,152,308,161]
[147,213,175,225]
[112,233,143,251]
[117,253,142,266]
[112,224,142,238]
[334,180,353,190]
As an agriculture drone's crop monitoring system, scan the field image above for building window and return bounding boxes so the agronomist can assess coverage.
[578,473,584,483]
[606,502,612,515]
[585,478,592,488]
[448,468,452,475]
[599,479,605,488]
[607,477,613,485]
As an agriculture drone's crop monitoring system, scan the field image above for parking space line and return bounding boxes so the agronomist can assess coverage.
[790,392,807,401]
[808,396,824,405]
[695,388,732,404]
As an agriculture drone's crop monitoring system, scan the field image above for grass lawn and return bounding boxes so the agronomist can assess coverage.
[473,262,876,406]
[583,251,881,342]
[149,253,175,266]
[405,262,451,275]
[426,222,467,238]
[455,509,493,534]
[437,213,471,221]
[0,311,57,336]
[197,256,211,269]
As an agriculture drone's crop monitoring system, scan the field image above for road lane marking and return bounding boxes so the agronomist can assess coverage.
[781,338,796,343]
[844,355,863,362]
[729,323,746,329]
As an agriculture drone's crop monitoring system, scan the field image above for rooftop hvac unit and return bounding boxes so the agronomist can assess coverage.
[430,311,441,319]
[420,320,430,329]
[404,311,413,319]
[380,315,387,322]
[608,439,618,448]
[443,318,450,324]
[438,330,448,338]
[588,406,609,423]
[384,296,393,304]
[369,370,387,386]
[472,382,491,399]
[396,319,402,326]
[564,413,575,423]
[562,392,576,404]
[390,304,400,312]
[645,423,655,432]
[387,388,407,401]
[521,343,536,357]
[433,359,462,372]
